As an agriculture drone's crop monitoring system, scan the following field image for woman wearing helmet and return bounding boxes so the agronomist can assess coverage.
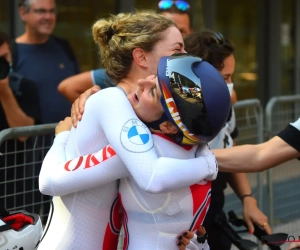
[0,208,43,250]
[117,54,230,250]
[40,53,230,249]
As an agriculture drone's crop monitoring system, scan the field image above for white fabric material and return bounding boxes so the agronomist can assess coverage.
[38,87,217,249]
[186,233,209,250]
[119,134,212,250]
[208,107,236,150]
[290,117,300,131]
[227,83,234,97]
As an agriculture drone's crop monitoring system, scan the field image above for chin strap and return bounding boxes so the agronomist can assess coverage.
[143,113,169,130]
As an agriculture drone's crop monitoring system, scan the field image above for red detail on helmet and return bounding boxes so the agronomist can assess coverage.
[2,213,33,231]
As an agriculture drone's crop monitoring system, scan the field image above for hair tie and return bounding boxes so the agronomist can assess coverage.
[106,26,115,41]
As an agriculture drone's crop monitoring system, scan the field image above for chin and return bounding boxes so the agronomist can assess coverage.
[38,27,54,36]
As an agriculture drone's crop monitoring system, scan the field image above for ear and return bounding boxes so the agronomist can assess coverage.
[19,6,27,22]
[159,121,178,135]
[132,48,147,68]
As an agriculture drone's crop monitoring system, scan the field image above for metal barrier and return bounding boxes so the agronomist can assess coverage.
[0,123,126,249]
[223,99,265,250]
[265,95,300,239]
[0,123,56,223]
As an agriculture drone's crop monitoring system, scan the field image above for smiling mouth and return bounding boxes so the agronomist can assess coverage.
[134,93,139,101]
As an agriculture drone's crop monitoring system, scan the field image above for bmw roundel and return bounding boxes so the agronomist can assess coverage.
[120,119,153,152]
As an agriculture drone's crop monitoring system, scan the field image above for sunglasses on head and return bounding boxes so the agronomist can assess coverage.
[158,1,190,12]
[212,32,225,44]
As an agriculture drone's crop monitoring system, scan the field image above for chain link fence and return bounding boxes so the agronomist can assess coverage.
[264,95,300,249]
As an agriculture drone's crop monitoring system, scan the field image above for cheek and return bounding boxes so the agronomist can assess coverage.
[51,16,57,23]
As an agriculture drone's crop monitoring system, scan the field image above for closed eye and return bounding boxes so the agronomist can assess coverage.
[151,86,156,97]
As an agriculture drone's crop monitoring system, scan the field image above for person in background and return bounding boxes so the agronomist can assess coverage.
[158,0,238,104]
[0,30,41,214]
[58,68,113,103]
[14,0,80,124]
[13,0,80,222]
[157,0,193,38]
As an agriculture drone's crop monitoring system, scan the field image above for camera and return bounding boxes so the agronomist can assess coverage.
[0,57,10,80]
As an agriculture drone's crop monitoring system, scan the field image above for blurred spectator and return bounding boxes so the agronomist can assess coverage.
[12,0,79,222]
[13,0,80,124]
[158,0,193,38]
[158,0,238,104]
[0,30,41,213]
[58,69,113,103]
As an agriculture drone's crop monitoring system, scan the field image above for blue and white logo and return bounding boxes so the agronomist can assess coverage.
[121,119,153,152]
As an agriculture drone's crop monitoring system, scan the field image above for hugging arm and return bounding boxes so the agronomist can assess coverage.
[40,87,218,196]
[39,131,129,196]
[74,87,218,193]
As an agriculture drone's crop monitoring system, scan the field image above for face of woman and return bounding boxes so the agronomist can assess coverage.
[219,54,235,83]
[146,26,186,75]
[128,75,164,123]
[127,27,185,123]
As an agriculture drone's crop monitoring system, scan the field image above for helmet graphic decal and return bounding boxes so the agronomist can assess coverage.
[160,80,203,145]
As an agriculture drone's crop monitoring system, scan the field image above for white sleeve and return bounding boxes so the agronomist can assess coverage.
[196,143,218,181]
[75,87,218,193]
[290,117,300,131]
[39,131,129,196]
[227,107,236,135]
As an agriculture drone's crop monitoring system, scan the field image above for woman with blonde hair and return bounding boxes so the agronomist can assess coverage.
[38,11,232,250]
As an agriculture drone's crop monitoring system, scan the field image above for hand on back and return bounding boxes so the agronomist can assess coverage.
[55,117,72,135]
[71,85,100,127]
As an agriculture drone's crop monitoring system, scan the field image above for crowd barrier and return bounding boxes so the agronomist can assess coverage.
[264,95,300,247]
[0,96,299,249]
[0,123,56,223]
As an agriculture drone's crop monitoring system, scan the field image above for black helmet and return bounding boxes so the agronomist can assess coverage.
[157,54,231,144]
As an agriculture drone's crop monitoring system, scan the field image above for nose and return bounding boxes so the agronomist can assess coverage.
[137,76,156,91]
[138,80,154,91]
[44,12,54,19]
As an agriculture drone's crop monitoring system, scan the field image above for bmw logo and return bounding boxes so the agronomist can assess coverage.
[120,119,153,152]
